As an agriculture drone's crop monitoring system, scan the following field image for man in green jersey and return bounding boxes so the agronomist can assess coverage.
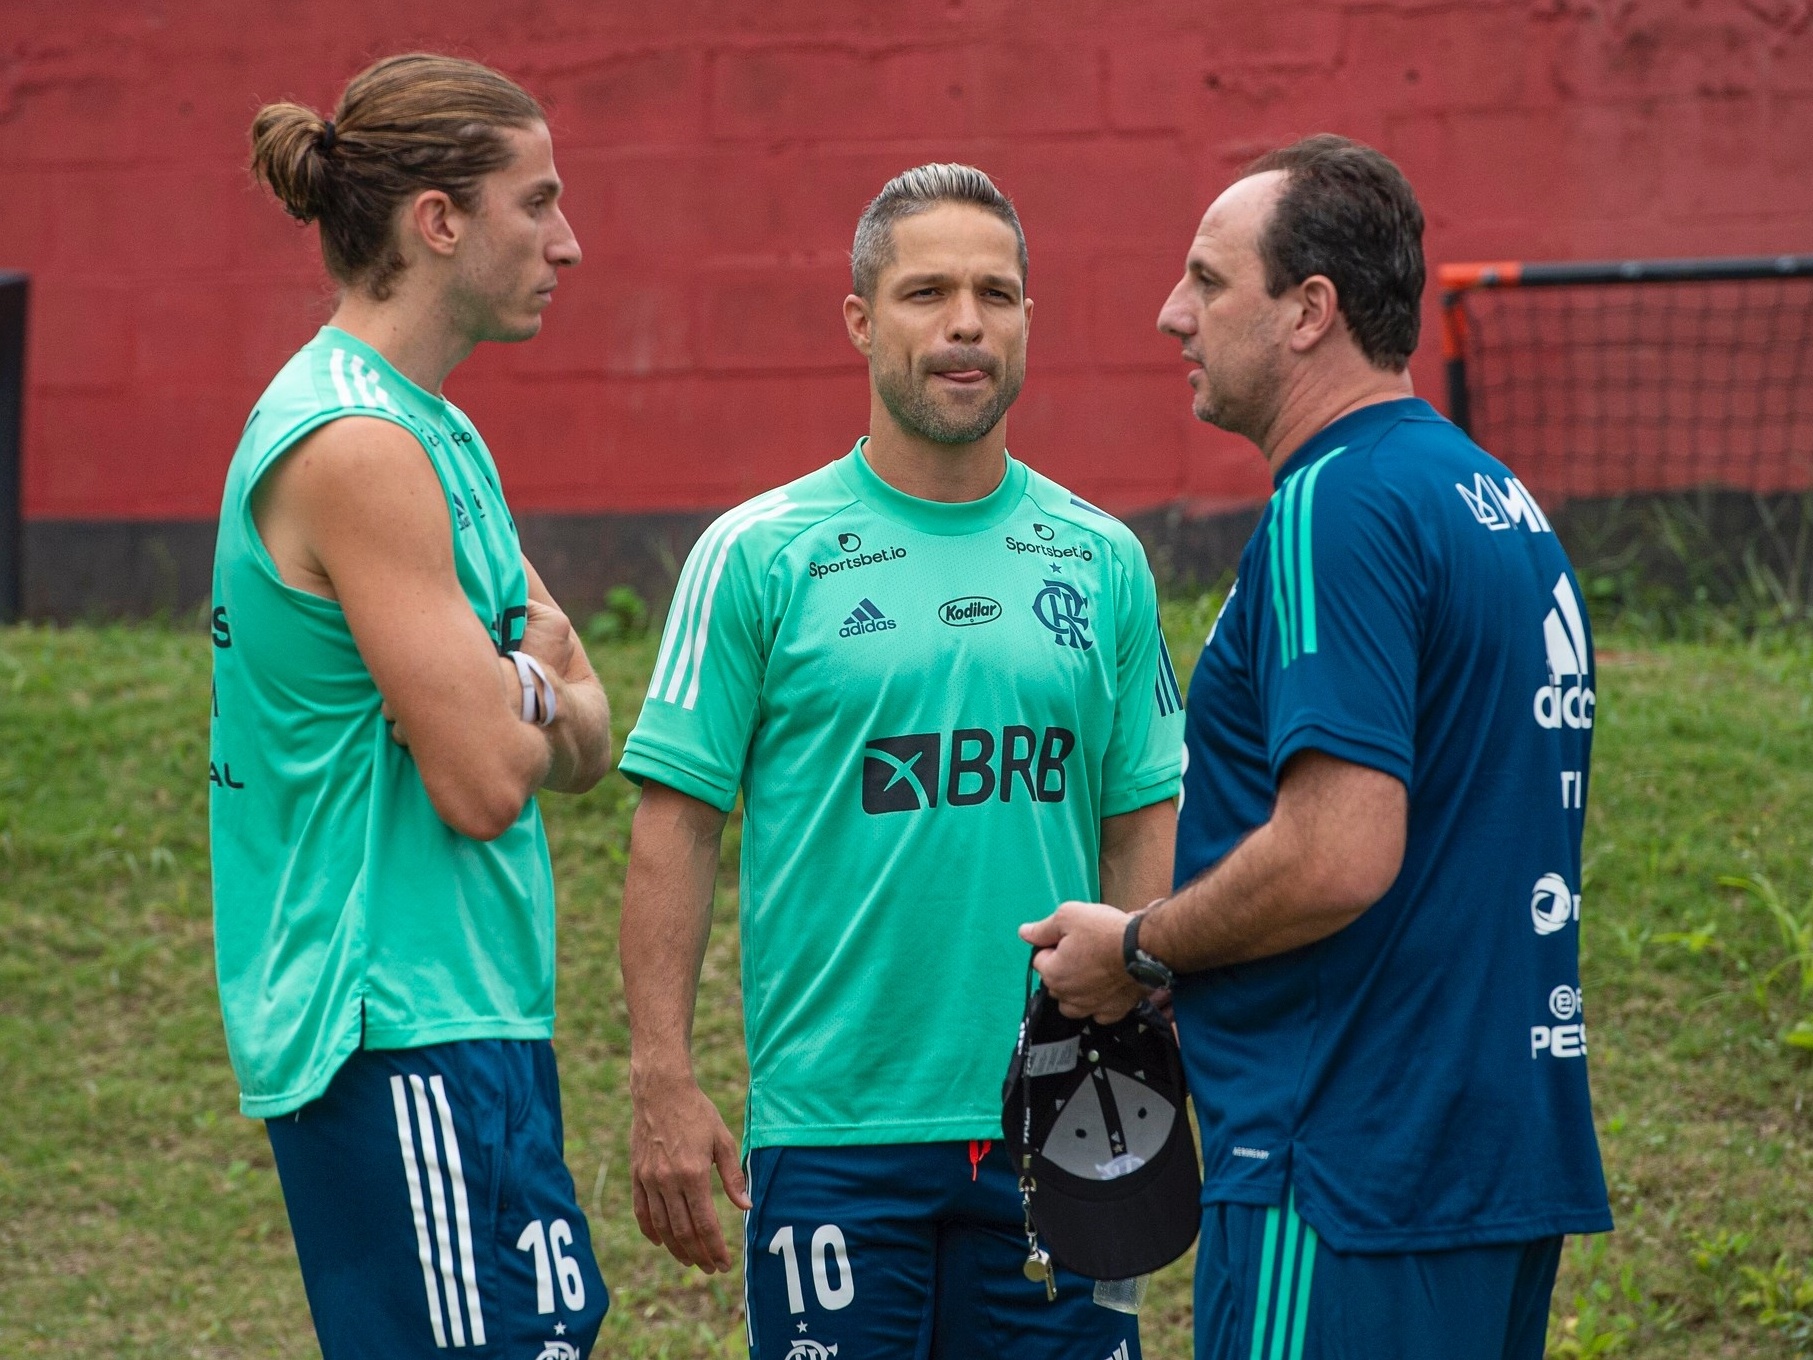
[213,55,611,1357]
[618,165,1184,1358]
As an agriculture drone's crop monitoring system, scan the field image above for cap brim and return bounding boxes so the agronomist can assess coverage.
[1029,1112,1201,1280]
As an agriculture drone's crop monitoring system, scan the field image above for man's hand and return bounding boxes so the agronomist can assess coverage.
[519,596,578,679]
[629,1070,752,1273]
[1019,900,1146,1023]
[382,695,410,748]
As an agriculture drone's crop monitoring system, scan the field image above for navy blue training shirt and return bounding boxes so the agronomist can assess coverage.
[1173,397,1612,1253]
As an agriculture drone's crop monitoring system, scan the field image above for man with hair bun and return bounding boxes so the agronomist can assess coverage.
[212,53,611,1357]
[617,163,1183,1358]
[1026,135,1611,1359]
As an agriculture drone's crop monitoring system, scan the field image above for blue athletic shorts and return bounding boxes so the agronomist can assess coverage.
[265,1040,609,1359]
[1192,1192,1562,1360]
[744,1140,1140,1360]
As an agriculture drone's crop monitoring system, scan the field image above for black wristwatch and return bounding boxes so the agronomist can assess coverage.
[1123,912,1175,990]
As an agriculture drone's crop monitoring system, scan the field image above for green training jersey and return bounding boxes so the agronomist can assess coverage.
[620,443,1184,1148]
[209,327,555,1119]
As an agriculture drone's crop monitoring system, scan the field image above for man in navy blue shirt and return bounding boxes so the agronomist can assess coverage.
[1022,135,1610,1360]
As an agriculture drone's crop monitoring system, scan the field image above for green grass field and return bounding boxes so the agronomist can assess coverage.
[3,606,1812,1358]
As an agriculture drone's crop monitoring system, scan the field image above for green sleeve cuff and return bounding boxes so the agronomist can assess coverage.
[617,742,739,813]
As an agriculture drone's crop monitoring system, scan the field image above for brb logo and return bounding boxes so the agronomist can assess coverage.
[1530,872,1580,936]
[1535,574,1594,730]
[862,727,1077,813]
[785,1342,839,1360]
[1033,580,1093,650]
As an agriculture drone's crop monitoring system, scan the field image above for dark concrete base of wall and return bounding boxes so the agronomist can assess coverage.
[21,506,1264,623]
[20,513,728,622]
[22,490,1809,622]
[24,519,220,621]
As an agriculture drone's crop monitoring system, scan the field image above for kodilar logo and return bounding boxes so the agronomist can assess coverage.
[939,596,1001,627]
[1033,579,1093,650]
[1535,574,1594,730]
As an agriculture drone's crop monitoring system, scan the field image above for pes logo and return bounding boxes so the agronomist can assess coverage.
[862,726,1077,813]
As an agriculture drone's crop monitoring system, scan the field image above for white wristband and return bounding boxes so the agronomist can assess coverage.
[509,651,557,728]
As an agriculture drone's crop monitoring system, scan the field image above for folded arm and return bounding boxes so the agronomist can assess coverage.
[254,416,555,839]
[522,558,612,793]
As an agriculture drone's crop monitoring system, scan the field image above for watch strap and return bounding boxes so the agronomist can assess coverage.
[1122,911,1145,970]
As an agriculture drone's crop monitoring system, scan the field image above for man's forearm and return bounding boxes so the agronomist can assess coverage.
[1099,800,1177,912]
[1137,821,1327,971]
[1140,752,1405,971]
[540,675,612,793]
[620,789,726,1086]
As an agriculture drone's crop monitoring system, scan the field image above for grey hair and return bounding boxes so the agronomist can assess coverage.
[850,163,1027,299]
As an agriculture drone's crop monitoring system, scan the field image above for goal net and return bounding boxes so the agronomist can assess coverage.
[1440,255,1813,610]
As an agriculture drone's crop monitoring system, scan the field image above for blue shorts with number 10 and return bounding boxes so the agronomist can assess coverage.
[745,1141,1140,1360]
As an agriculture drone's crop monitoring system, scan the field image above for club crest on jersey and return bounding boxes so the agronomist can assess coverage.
[1033,579,1093,650]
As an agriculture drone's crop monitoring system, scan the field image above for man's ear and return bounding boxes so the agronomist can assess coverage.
[843,294,874,358]
[1290,275,1340,354]
[408,190,462,261]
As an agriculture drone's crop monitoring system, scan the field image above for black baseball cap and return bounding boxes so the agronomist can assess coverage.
[1001,981,1201,1280]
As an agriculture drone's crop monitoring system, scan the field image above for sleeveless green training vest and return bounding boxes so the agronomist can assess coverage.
[209,326,555,1118]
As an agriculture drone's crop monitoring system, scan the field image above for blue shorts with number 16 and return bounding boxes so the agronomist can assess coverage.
[266,1040,609,1359]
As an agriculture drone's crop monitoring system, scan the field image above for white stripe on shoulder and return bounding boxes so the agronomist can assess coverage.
[680,499,794,711]
[429,1076,486,1347]
[409,1074,468,1347]
[389,1075,450,1349]
[648,491,789,703]
[646,492,787,699]
[328,349,355,408]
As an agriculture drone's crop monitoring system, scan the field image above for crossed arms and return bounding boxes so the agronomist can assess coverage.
[253,414,612,834]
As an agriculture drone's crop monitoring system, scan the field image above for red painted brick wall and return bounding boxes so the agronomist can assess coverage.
[4,1,1810,523]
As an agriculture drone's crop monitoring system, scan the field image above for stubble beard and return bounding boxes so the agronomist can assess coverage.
[874,351,1025,446]
[1196,346,1286,448]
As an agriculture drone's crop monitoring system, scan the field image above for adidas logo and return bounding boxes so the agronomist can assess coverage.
[1534,573,1595,730]
[838,598,897,638]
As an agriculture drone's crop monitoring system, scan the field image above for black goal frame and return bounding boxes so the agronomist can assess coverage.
[1437,253,1813,441]
[0,272,25,624]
